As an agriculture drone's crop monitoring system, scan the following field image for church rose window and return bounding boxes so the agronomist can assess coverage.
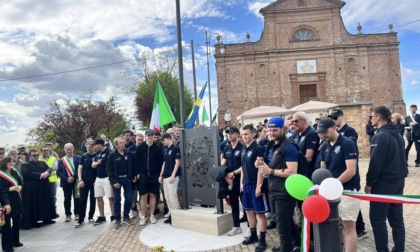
[292,29,315,41]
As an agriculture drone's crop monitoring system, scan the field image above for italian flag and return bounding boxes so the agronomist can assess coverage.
[201,105,210,126]
[149,82,176,132]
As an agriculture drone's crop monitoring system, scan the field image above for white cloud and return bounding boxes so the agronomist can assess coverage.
[0,0,229,43]
[341,0,420,33]
[401,65,420,86]
[248,1,272,19]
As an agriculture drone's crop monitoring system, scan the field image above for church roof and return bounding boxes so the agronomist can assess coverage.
[260,0,345,15]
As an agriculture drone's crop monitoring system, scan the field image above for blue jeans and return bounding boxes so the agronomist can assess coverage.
[113,177,132,221]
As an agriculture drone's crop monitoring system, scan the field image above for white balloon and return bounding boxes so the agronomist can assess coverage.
[319,178,343,200]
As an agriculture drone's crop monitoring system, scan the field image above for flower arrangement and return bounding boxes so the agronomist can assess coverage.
[152,246,175,252]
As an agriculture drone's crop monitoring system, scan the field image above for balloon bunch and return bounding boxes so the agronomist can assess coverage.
[285,169,343,223]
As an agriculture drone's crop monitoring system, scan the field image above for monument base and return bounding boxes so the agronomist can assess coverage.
[171,206,233,236]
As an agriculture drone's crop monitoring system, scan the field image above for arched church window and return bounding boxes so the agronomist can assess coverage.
[292,29,315,41]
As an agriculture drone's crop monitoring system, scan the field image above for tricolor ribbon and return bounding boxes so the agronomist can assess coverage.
[300,190,420,252]
[343,190,420,204]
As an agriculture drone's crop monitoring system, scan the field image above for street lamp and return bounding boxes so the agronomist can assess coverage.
[205,30,225,121]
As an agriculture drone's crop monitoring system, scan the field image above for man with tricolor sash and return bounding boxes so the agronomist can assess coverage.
[39,145,59,218]
[57,143,80,223]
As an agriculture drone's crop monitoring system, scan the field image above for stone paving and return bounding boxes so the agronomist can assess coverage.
[81,153,420,252]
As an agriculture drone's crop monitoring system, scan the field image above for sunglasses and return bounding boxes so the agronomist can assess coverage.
[291,119,302,124]
[32,154,39,157]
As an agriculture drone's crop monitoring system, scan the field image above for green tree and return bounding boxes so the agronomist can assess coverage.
[27,97,129,156]
[135,71,194,127]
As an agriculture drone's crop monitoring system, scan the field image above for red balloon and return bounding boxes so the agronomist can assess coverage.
[302,195,330,224]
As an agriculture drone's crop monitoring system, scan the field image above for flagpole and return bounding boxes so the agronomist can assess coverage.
[176,0,185,127]
[191,39,199,126]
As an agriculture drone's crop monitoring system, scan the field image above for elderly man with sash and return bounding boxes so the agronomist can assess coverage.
[57,143,80,222]
[38,145,59,218]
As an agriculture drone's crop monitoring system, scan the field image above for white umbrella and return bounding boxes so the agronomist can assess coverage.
[236,106,290,120]
[289,100,338,113]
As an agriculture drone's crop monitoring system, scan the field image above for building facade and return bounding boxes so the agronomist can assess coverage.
[215,0,406,126]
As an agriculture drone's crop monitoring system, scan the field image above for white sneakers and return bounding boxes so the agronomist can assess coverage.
[139,216,148,226]
[228,227,242,236]
[150,215,157,224]
[139,215,157,226]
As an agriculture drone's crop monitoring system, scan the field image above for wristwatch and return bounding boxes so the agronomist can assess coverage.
[270,169,275,176]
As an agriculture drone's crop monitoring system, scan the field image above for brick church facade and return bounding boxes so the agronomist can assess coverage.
[215,0,406,125]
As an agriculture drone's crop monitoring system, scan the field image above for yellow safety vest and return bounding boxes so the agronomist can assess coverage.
[39,156,58,183]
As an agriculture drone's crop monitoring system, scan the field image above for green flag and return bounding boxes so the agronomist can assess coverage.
[201,106,209,124]
[150,82,176,131]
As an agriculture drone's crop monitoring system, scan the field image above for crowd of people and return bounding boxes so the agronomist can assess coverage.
[218,105,418,252]
[0,104,418,252]
[0,126,183,251]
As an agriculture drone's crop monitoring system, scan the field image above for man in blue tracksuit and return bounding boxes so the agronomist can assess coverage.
[106,137,137,229]
[365,106,408,252]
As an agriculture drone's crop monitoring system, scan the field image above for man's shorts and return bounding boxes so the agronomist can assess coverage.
[138,174,160,196]
[242,183,270,214]
[339,190,360,222]
[94,177,114,198]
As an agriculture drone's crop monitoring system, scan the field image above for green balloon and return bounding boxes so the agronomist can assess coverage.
[285,174,314,201]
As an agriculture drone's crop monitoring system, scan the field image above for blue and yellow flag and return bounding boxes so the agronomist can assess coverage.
[212,107,219,124]
[185,82,207,129]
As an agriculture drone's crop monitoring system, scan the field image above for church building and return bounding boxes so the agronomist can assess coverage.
[215,0,406,127]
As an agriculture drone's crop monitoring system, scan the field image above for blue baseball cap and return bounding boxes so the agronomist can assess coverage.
[267,116,284,128]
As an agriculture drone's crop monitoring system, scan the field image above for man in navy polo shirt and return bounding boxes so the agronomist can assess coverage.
[318,118,361,252]
[240,124,268,252]
[291,111,320,177]
[221,126,244,236]
[328,109,367,239]
[328,109,358,143]
[92,138,115,225]
[158,133,181,225]
[76,141,97,228]
[107,137,136,229]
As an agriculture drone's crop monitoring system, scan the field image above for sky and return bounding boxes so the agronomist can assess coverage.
[1,0,420,147]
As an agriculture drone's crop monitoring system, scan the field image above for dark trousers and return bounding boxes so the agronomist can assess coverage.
[272,195,300,251]
[2,214,21,250]
[356,210,366,233]
[405,139,420,163]
[78,183,96,223]
[113,177,132,221]
[227,183,241,227]
[370,179,405,252]
[63,185,80,216]
[406,139,413,161]
[415,139,420,163]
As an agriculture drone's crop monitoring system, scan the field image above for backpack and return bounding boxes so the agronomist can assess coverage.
[275,138,310,178]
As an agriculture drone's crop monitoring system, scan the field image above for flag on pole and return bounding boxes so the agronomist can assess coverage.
[201,106,209,124]
[185,82,207,129]
[149,82,176,132]
[212,107,219,124]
